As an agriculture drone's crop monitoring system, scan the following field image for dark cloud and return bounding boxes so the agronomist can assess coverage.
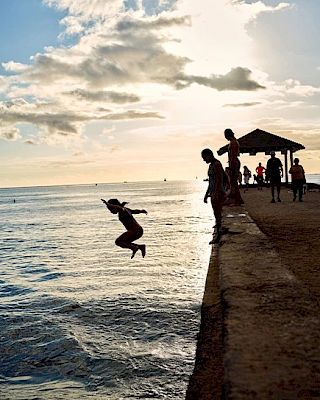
[1,9,266,143]
[0,128,20,141]
[116,15,191,31]
[0,109,81,135]
[24,139,37,145]
[224,101,262,107]
[174,68,266,91]
[21,17,264,92]
[66,88,140,103]
[0,104,163,138]
[99,110,164,120]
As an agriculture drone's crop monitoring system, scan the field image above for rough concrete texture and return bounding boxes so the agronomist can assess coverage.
[186,202,320,400]
[220,207,320,399]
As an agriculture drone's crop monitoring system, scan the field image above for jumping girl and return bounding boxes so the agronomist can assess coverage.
[101,198,147,259]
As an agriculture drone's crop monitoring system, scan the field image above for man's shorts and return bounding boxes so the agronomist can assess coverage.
[270,176,281,185]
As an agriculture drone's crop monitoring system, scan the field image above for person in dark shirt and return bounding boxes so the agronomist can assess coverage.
[101,198,147,259]
[266,151,283,203]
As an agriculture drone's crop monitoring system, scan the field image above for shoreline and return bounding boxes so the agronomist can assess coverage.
[186,189,320,399]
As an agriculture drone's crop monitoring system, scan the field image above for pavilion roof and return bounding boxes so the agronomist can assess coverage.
[217,128,305,155]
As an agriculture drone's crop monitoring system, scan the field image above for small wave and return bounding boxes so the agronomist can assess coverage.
[0,283,33,297]
[33,272,63,282]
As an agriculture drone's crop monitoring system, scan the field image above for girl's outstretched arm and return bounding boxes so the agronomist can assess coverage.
[128,208,148,215]
[101,199,124,213]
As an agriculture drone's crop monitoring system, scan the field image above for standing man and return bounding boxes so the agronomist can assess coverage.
[266,151,283,203]
[289,158,306,202]
[201,148,226,243]
[255,162,265,190]
[224,128,244,205]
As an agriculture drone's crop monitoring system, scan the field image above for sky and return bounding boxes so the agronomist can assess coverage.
[0,0,320,187]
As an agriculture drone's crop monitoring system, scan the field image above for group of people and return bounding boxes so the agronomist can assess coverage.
[202,128,243,243]
[240,153,283,201]
[100,128,306,257]
[202,129,306,243]
[240,162,265,192]
[240,153,306,203]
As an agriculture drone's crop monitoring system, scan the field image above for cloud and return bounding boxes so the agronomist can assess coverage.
[43,0,124,18]
[0,106,82,135]
[0,0,284,146]
[231,0,290,14]
[263,78,320,99]
[0,98,163,141]
[20,33,264,93]
[116,15,191,31]
[11,7,265,92]
[224,101,262,107]
[65,88,140,103]
[25,139,38,145]
[99,110,164,120]
[2,61,29,73]
[174,67,265,91]
[0,125,21,141]
[282,79,320,97]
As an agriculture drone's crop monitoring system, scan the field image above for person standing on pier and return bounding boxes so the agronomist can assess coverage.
[255,162,265,190]
[266,151,283,203]
[243,166,251,192]
[224,128,244,205]
[289,158,306,202]
[201,148,226,243]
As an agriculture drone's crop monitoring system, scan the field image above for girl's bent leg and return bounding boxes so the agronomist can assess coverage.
[130,244,139,259]
[139,244,146,258]
[115,230,144,259]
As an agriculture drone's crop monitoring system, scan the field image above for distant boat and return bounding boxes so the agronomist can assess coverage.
[123,181,128,183]
[164,178,167,182]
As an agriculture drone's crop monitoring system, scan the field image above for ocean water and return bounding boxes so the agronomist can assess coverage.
[0,180,213,400]
[306,173,320,185]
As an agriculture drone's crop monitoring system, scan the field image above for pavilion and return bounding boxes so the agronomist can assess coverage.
[217,128,305,184]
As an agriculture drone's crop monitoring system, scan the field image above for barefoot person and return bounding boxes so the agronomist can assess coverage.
[266,151,283,203]
[201,148,226,244]
[101,198,147,259]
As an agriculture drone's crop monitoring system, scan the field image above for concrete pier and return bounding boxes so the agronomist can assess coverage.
[186,190,320,399]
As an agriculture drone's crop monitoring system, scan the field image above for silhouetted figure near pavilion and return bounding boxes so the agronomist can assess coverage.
[255,162,265,190]
[243,166,251,192]
[289,158,306,202]
[224,128,244,205]
[266,151,283,203]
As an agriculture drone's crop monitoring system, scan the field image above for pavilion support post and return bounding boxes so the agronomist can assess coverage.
[284,150,288,185]
[290,149,294,167]
[289,150,294,184]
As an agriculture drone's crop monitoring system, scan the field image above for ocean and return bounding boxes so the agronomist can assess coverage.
[306,173,320,185]
[0,180,213,400]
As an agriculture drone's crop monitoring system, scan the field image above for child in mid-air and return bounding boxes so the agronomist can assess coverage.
[101,198,147,259]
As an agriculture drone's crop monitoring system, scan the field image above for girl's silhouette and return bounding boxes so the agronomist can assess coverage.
[101,198,147,259]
